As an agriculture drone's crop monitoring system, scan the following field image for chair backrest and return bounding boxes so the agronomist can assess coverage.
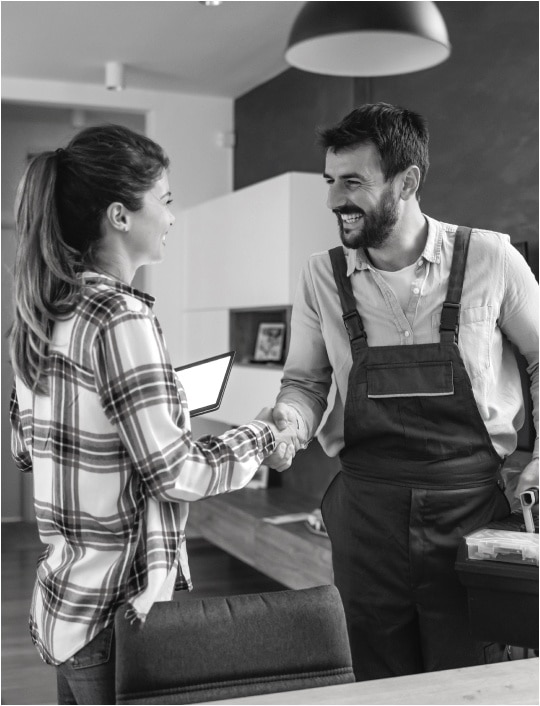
[115,584,354,704]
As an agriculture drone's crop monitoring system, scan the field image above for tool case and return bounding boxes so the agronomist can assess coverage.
[455,512,539,649]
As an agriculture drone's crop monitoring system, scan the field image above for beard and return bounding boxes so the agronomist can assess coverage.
[335,187,399,250]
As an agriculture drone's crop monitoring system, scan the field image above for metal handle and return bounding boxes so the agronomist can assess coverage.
[520,487,539,533]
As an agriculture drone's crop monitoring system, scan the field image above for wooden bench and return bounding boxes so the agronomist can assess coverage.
[187,487,333,589]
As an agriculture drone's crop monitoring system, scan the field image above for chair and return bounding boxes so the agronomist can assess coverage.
[115,584,354,704]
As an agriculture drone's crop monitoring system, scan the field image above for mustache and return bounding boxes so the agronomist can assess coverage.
[333,207,365,217]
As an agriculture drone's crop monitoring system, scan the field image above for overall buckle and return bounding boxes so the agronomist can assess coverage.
[439,302,460,336]
[343,311,366,342]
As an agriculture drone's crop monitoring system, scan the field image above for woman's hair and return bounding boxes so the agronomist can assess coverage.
[10,123,170,394]
[318,102,430,199]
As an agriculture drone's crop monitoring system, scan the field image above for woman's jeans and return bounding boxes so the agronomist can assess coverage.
[56,624,115,705]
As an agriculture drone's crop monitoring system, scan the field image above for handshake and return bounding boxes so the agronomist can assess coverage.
[255,403,308,472]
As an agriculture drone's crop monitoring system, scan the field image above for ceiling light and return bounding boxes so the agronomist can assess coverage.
[105,61,125,91]
[285,1,451,77]
[198,1,222,6]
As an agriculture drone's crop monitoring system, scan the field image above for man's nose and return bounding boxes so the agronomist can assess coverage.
[326,182,346,211]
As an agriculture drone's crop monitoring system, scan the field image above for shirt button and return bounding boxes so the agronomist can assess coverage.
[413,287,420,295]
[417,260,424,267]
[404,331,411,337]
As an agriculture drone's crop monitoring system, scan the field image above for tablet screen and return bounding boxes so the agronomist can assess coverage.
[175,351,235,417]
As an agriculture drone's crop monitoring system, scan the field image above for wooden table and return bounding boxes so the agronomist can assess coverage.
[204,658,539,705]
[188,487,332,588]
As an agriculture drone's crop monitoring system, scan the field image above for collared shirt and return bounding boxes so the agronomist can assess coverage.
[10,274,275,666]
[277,216,539,461]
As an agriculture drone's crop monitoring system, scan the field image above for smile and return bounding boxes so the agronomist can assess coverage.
[340,213,363,224]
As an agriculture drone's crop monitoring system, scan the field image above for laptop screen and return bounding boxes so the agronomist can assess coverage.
[175,351,235,417]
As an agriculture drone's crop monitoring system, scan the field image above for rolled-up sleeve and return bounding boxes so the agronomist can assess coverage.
[499,240,539,459]
[93,307,275,502]
[277,260,333,439]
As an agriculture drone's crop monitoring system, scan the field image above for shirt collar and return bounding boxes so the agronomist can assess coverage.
[345,215,443,276]
[81,271,155,309]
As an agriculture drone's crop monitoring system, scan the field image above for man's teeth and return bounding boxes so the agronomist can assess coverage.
[341,213,362,224]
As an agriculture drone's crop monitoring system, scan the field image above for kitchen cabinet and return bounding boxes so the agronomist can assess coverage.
[182,172,336,310]
[180,172,337,425]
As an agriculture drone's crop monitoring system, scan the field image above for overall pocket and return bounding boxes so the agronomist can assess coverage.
[366,360,454,398]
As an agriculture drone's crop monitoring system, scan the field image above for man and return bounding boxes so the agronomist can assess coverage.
[268,103,538,681]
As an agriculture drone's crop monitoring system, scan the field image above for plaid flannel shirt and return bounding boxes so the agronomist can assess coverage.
[10,274,275,665]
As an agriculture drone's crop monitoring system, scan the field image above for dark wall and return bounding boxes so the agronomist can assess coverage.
[235,1,538,269]
[374,1,538,252]
[234,71,358,190]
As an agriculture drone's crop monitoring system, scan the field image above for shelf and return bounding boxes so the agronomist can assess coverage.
[230,307,291,367]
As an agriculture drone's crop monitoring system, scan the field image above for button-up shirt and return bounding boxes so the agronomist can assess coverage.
[277,216,539,461]
[10,274,274,666]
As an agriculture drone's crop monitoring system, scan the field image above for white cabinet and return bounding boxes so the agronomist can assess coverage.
[182,172,337,311]
[206,365,285,426]
[181,172,337,424]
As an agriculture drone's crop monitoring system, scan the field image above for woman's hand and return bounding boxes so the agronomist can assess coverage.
[255,406,301,472]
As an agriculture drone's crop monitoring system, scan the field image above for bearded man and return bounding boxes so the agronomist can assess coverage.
[266,102,538,681]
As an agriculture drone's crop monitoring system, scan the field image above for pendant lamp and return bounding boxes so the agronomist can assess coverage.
[285,1,451,77]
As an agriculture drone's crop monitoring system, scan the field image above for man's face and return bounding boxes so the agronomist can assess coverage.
[324,143,400,250]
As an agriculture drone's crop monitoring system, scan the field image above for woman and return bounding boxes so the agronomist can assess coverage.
[9,124,294,704]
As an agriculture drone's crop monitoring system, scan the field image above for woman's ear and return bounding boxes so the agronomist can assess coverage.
[400,166,421,201]
[105,202,129,232]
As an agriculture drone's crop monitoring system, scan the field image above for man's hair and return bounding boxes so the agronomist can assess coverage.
[318,102,429,198]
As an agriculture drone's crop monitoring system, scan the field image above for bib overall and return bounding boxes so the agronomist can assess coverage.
[321,227,510,681]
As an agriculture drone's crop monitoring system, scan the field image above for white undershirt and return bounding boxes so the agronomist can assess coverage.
[373,261,418,312]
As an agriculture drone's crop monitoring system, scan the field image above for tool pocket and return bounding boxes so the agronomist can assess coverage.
[367,361,454,398]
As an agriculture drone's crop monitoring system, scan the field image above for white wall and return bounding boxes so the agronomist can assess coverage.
[2,77,234,520]
[3,77,234,360]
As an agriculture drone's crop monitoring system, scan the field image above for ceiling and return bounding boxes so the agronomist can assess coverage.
[1,1,305,99]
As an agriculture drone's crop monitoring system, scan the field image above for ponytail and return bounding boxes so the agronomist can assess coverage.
[10,151,81,395]
[9,124,169,395]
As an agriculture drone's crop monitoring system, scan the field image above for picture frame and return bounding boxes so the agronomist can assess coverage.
[252,322,286,363]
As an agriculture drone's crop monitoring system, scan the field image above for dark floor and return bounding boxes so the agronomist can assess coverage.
[1,522,284,705]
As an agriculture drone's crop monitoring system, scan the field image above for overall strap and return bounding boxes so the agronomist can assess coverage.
[329,247,368,349]
[439,226,472,344]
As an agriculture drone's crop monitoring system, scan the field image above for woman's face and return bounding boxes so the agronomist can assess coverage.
[127,171,175,267]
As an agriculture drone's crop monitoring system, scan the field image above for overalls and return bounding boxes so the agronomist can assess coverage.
[321,227,510,681]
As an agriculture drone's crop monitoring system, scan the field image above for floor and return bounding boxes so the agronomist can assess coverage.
[1,522,284,705]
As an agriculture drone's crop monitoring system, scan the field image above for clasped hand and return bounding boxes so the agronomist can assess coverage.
[255,403,308,472]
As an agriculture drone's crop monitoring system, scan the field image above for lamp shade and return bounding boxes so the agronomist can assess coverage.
[285,1,451,77]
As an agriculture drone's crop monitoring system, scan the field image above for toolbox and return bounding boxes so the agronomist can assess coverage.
[455,512,539,649]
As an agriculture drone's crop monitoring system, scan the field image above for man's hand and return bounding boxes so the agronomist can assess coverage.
[515,458,539,513]
[255,404,307,472]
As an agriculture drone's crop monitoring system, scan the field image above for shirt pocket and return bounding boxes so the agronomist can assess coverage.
[432,305,492,380]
